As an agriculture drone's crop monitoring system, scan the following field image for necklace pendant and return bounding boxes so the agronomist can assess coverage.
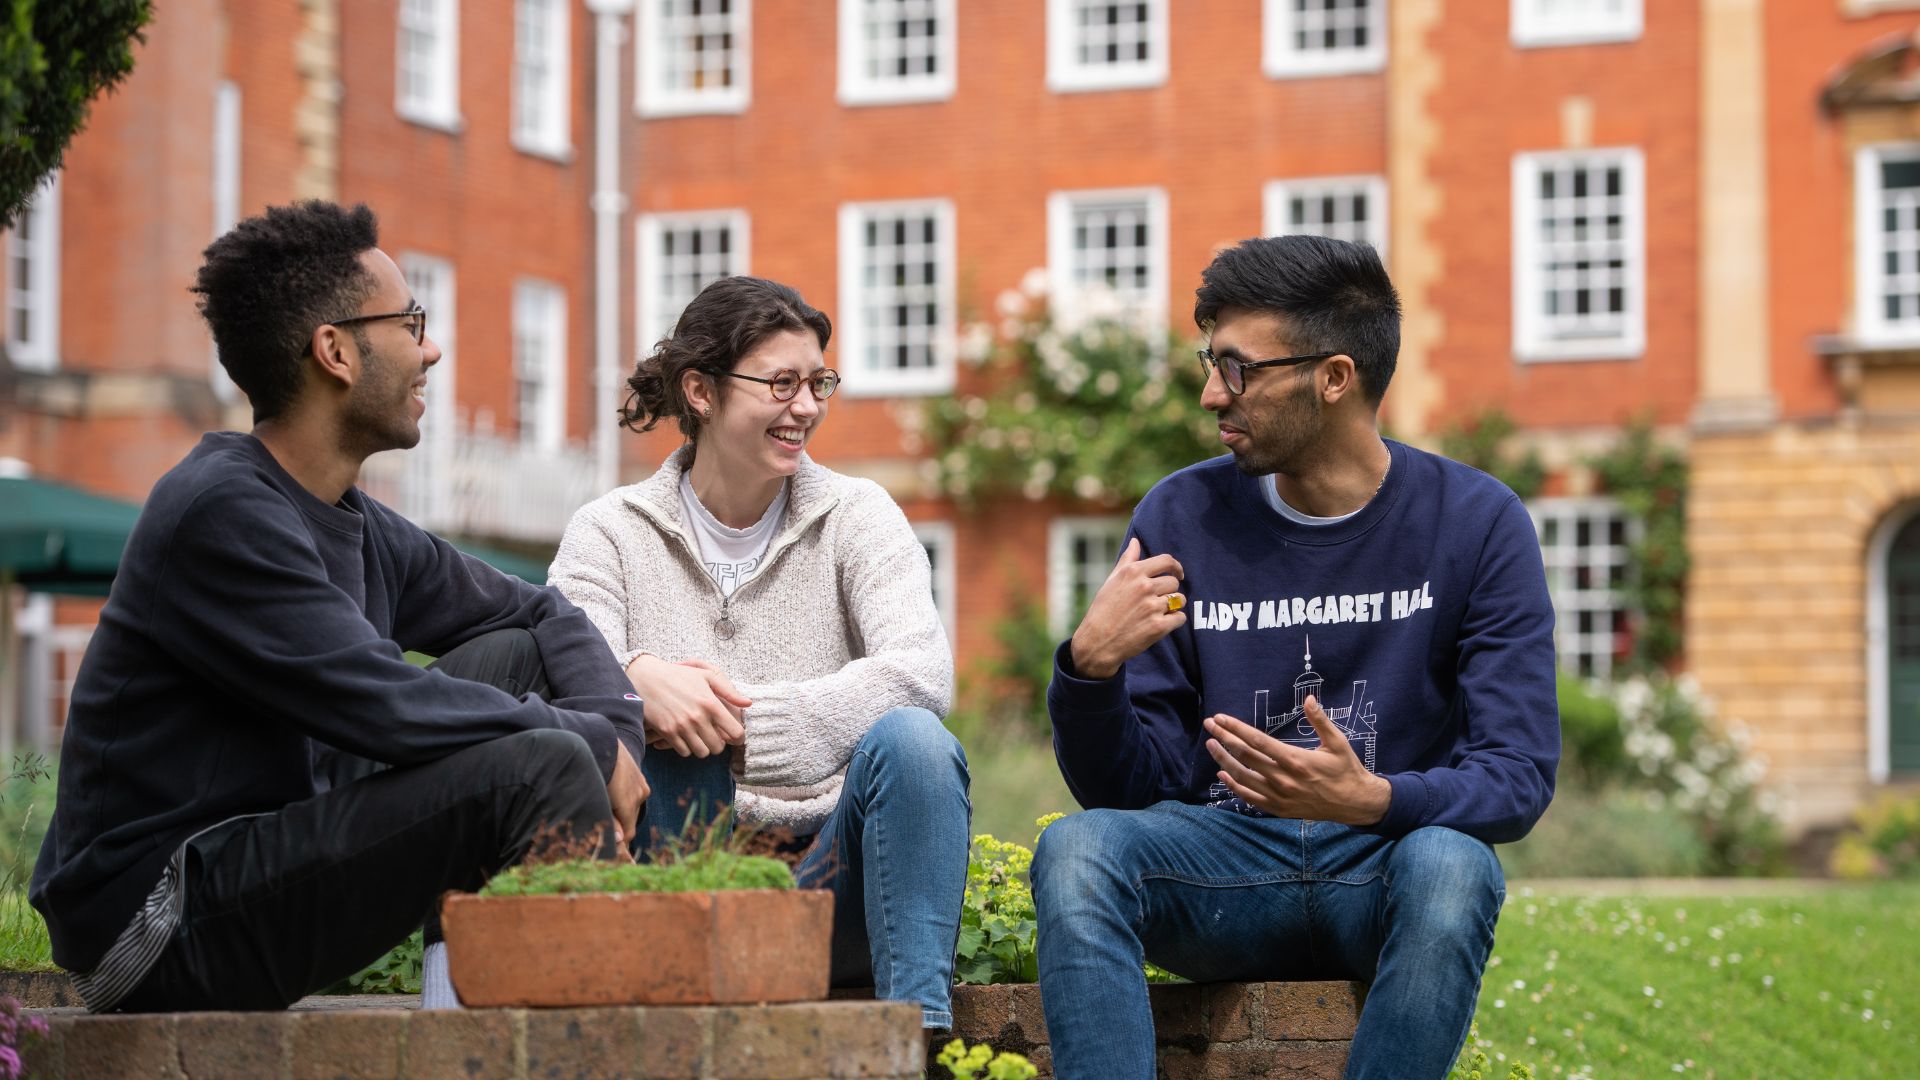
[715,615,736,640]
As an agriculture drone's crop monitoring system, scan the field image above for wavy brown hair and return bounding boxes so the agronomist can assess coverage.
[620,276,832,448]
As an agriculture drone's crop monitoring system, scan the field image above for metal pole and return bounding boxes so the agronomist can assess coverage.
[589,1,634,494]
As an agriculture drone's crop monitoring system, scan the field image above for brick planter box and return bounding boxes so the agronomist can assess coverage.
[939,980,1362,1079]
[20,998,924,1080]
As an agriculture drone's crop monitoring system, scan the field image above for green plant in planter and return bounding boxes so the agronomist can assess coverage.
[480,848,794,897]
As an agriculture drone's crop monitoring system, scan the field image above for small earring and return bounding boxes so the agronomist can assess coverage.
[702,405,713,421]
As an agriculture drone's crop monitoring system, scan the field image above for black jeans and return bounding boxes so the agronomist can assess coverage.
[115,629,618,1011]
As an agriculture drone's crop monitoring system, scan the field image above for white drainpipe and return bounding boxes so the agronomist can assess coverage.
[587,0,635,494]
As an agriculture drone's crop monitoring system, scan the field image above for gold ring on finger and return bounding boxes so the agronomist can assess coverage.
[1165,593,1185,614]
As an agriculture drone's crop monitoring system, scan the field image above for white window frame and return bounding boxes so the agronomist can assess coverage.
[1264,174,1389,256]
[637,209,750,355]
[637,0,752,118]
[837,198,957,397]
[1510,0,1643,49]
[839,0,956,106]
[513,0,572,158]
[1046,186,1168,333]
[5,174,60,373]
[1045,0,1168,94]
[912,520,958,643]
[1048,516,1130,636]
[1854,143,1920,348]
[211,82,242,399]
[513,279,568,453]
[1528,496,1640,680]
[1263,0,1387,79]
[400,253,457,443]
[1511,147,1646,362]
[396,0,461,130]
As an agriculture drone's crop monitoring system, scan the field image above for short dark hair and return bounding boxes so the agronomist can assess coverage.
[620,276,832,443]
[1192,235,1401,403]
[191,201,381,421]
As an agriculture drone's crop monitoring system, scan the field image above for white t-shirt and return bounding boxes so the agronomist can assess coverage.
[1260,461,1388,526]
[679,473,789,597]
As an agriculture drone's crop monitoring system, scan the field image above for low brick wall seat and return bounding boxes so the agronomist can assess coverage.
[939,979,1363,1078]
[20,998,926,1079]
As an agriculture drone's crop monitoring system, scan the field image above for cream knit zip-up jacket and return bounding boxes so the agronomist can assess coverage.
[549,447,954,833]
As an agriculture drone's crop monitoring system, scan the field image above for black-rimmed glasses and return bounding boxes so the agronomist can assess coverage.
[1197,347,1335,395]
[720,368,841,401]
[330,305,427,345]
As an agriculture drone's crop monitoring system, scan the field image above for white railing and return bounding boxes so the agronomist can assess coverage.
[360,415,602,544]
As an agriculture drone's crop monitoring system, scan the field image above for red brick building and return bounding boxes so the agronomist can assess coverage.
[6,0,1920,830]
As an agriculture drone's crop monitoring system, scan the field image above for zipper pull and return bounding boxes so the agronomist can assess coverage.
[715,595,736,640]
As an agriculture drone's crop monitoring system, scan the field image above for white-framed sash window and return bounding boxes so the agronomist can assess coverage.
[397,0,460,129]
[839,0,956,105]
[637,211,748,352]
[638,0,751,117]
[1047,516,1130,636]
[1529,496,1639,679]
[1511,0,1642,48]
[513,279,568,452]
[1512,147,1646,361]
[5,174,59,372]
[1264,0,1386,78]
[913,520,958,642]
[1046,187,1167,332]
[1045,0,1167,93]
[1854,144,1920,347]
[1264,175,1388,256]
[513,0,571,156]
[838,199,956,396]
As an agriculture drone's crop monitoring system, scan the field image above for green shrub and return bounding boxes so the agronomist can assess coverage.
[916,275,1219,509]
[1498,785,1711,879]
[1830,791,1920,880]
[1,0,153,225]
[1526,673,1785,877]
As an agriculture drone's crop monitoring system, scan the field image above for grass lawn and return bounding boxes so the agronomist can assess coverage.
[1468,881,1920,1078]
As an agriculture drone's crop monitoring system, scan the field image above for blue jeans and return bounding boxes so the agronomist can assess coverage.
[637,706,970,1028]
[1031,802,1505,1080]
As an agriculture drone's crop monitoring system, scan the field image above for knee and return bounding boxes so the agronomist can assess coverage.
[1032,811,1129,908]
[859,707,967,777]
[1386,827,1505,934]
[505,728,603,788]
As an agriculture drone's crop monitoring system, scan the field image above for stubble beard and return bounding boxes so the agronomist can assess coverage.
[343,331,422,458]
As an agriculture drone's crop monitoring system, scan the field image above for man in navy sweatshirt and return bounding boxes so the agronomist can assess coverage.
[30,201,649,1013]
[1034,235,1559,1079]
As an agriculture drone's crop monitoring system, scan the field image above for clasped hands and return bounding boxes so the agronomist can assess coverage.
[625,653,751,758]
[1068,537,1390,826]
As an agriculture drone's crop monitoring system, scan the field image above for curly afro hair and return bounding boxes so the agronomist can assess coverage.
[192,201,381,421]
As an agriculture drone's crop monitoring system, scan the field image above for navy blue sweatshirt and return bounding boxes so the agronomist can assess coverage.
[1048,440,1560,844]
[31,433,646,973]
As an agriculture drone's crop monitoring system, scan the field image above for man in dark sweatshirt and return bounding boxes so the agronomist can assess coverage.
[30,201,648,1013]
[1034,235,1559,1080]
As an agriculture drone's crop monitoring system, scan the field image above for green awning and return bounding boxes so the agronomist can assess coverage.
[0,476,143,595]
[452,541,551,586]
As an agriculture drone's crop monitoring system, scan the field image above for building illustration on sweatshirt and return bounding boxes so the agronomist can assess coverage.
[1208,637,1380,807]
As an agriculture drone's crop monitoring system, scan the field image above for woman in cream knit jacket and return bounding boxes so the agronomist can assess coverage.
[548,277,968,1029]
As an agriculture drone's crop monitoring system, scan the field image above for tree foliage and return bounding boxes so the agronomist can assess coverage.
[1,0,151,227]
[915,272,1222,510]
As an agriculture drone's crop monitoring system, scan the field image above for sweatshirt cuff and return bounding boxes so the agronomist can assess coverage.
[1046,640,1131,722]
[1367,772,1430,838]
